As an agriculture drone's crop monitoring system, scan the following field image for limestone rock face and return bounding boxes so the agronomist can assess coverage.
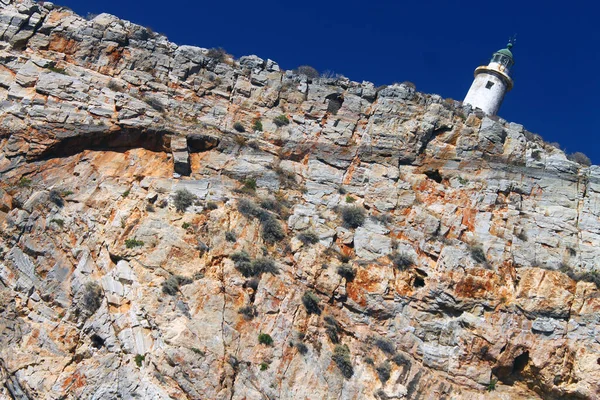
[0,1,599,399]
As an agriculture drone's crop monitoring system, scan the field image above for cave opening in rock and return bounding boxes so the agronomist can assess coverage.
[494,350,530,385]
[109,253,124,264]
[326,93,344,115]
[413,276,425,288]
[38,127,170,160]
[413,268,428,289]
[424,169,443,183]
[186,134,219,153]
[513,351,529,375]
[90,334,105,349]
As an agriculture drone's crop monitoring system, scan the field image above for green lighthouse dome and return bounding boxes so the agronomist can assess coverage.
[490,42,515,68]
[495,43,514,59]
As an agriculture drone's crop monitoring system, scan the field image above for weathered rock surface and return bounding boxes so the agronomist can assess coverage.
[0,1,599,399]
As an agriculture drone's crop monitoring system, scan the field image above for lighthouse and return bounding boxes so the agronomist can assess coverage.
[463,42,515,116]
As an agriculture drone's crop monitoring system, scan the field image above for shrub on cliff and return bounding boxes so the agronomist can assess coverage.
[243,178,257,191]
[260,197,287,216]
[336,264,356,281]
[374,337,395,355]
[332,344,353,379]
[174,189,196,212]
[206,47,229,63]
[293,65,319,79]
[258,333,273,346]
[50,218,64,228]
[225,231,237,242]
[233,122,245,132]
[273,115,290,127]
[234,135,247,147]
[392,352,409,366]
[567,152,592,166]
[338,253,352,263]
[47,65,68,75]
[238,199,261,217]
[231,252,278,277]
[252,119,263,131]
[251,257,279,275]
[231,251,253,276]
[324,315,340,343]
[340,206,365,229]
[469,245,487,264]
[107,79,125,92]
[236,178,257,195]
[274,167,297,188]
[205,202,218,211]
[294,342,308,355]
[297,231,319,246]
[134,354,145,367]
[125,238,144,249]
[48,189,64,207]
[390,252,414,271]
[260,215,285,243]
[376,361,391,383]
[237,199,286,243]
[18,177,31,187]
[486,378,498,392]
[302,291,321,315]
[82,281,103,313]
[239,305,257,320]
[162,275,192,295]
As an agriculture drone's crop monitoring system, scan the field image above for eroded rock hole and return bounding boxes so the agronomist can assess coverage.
[497,350,530,383]
[424,169,443,183]
[513,351,529,374]
[187,134,219,152]
[413,269,427,289]
[39,128,170,159]
[90,334,105,349]
[109,253,124,264]
[326,93,344,115]
[413,276,425,288]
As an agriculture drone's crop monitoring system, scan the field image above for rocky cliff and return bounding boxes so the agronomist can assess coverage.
[0,1,599,399]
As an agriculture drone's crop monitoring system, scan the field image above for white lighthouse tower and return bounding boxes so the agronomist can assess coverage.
[463,42,515,116]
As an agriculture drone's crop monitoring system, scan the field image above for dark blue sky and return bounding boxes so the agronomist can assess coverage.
[59,0,600,164]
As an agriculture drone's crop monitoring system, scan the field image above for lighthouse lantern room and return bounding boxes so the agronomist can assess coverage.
[463,41,515,116]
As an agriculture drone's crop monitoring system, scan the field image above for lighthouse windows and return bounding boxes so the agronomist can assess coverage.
[485,81,494,89]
